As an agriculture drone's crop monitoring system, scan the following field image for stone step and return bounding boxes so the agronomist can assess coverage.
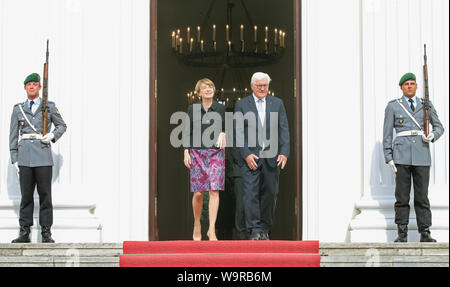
[0,256,119,267]
[0,242,447,267]
[319,242,449,267]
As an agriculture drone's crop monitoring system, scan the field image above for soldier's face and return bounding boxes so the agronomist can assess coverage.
[24,82,41,99]
[401,80,417,98]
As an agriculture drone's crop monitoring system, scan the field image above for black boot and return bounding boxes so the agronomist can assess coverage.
[420,228,437,242]
[11,226,31,243]
[394,224,408,242]
[41,226,55,243]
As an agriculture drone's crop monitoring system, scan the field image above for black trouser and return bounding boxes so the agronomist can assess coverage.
[232,172,247,239]
[395,164,431,232]
[242,158,280,235]
[18,166,53,227]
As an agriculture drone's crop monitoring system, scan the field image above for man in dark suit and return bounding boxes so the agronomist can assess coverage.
[234,72,290,240]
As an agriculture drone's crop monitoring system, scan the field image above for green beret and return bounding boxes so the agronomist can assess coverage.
[399,73,416,86]
[24,73,41,85]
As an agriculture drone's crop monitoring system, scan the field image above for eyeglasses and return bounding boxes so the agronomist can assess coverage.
[254,84,269,89]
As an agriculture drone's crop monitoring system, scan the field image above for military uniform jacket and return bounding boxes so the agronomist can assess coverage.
[383,97,444,166]
[9,100,67,167]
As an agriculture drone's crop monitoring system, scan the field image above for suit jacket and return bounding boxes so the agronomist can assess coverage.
[234,94,289,168]
[9,100,67,167]
[383,97,444,166]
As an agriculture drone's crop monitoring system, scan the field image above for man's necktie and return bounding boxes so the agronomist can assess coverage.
[30,100,35,113]
[257,99,265,125]
[408,98,415,112]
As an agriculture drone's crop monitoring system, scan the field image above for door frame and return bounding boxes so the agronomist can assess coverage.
[149,0,302,240]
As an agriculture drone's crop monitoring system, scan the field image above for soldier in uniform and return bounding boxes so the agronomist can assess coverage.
[9,73,67,243]
[383,72,444,242]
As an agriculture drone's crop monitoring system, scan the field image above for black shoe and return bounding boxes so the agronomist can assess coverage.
[41,226,55,243]
[249,233,262,240]
[11,226,31,243]
[260,232,270,240]
[420,229,437,242]
[394,224,408,243]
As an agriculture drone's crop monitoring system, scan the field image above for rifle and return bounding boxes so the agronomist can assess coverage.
[42,40,49,135]
[423,44,430,136]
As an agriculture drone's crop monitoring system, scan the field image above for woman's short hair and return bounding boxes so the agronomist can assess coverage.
[251,72,271,85]
[195,78,216,95]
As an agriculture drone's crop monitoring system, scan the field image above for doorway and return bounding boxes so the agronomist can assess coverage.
[150,0,301,240]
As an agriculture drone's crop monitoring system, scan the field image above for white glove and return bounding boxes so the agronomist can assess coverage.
[388,160,397,174]
[13,162,20,179]
[41,132,55,144]
[421,132,434,143]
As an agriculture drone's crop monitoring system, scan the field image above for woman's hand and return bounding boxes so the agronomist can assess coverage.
[216,132,226,149]
[184,149,191,168]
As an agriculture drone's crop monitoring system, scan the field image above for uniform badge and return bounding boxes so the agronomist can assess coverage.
[56,108,60,114]
[399,119,404,124]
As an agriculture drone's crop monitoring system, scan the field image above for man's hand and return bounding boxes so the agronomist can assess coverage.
[388,160,397,175]
[41,132,55,144]
[13,162,20,179]
[245,154,259,171]
[184,149,191,169]
[421,132,434,143]
[277,155,288,169]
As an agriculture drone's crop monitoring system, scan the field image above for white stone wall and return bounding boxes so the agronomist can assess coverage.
[0,0,149,242]
[0,0,447,244]
[302,0,449,242]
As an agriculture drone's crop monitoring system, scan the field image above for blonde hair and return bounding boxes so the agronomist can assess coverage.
[195,78,216,95]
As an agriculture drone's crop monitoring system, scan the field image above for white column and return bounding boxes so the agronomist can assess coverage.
[350,0,449,242]
[0,0,149,243]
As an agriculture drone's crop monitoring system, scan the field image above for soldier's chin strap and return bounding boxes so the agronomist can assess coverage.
[18,104,40,134]
[396,99,422,130]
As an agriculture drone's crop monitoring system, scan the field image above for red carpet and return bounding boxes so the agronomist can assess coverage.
[120,241,320,267]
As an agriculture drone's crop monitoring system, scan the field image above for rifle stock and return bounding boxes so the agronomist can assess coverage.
[42,40,49,135]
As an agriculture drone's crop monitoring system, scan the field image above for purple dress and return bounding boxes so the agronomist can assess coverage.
[189,148,225,192]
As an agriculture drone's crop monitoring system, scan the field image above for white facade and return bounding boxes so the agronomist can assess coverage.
[0,0,448,243]
[302,0,449,242]
[0,0,150,242]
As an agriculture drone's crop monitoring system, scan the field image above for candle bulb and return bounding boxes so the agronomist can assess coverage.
[190,38,193,53]
[187,27,190,44]
[213,24,216,42]
[283,32,286,47]
[171,31,176,48]
[226,24,229,42]
[240,25,244,41]
[200,40,204,52]
[213,41,217,52]
[265,26,268,40]
[228,41,231,52]
[179,38,183,53]
[279,30,283,47]
[254,25,258,42]
[265,38,268,54]
[197,26,201,42]
[274,28,278,45]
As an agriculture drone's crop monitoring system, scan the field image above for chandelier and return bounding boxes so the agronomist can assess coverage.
[170,0,286,107]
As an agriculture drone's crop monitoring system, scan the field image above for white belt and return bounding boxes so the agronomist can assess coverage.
[21,134,43,140]
[396,130,424,137]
